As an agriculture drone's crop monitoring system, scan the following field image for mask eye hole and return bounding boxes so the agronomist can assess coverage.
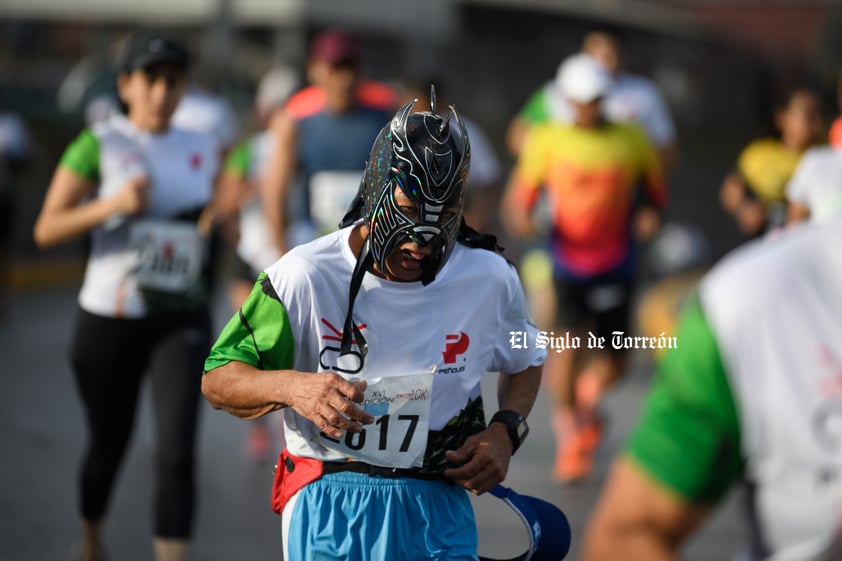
[394,185,420,220]
[399,204,419,220]
[438,209,458,224]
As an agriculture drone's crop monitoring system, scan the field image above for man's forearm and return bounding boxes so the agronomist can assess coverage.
[497,364,542,416]
[202,361,287,419]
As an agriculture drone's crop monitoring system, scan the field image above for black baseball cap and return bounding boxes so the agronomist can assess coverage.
[120,30,190,73]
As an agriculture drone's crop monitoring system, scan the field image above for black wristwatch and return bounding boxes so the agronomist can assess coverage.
[490,410,529,455]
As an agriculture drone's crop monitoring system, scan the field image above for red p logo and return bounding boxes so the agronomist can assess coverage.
[442,332,470,364]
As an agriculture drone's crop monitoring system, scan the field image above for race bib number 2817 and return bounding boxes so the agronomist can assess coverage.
[319,372,434,469]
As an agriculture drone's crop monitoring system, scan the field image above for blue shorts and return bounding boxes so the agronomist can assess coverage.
[282,471,478,561]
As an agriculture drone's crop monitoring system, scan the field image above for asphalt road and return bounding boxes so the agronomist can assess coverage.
[0,282,746,561]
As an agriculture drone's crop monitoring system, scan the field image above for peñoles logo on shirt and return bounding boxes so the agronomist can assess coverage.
[319,318,366,374]
[438,332,469,374]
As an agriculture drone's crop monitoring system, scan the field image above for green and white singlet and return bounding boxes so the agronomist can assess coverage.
[60,114,220,317]
[629,220,842,559]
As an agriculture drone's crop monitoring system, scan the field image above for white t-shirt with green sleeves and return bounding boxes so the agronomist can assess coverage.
[205,226,546,472]
[629,220,842,560]
[60,114,220,317]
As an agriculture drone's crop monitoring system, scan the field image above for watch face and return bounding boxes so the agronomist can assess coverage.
[516,420,529,441]
[517,417,529,442]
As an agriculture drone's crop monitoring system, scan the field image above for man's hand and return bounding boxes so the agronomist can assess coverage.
[443,422,512,495]
[285,372,375,439]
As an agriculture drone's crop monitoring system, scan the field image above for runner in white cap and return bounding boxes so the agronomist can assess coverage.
[502,53,666,484]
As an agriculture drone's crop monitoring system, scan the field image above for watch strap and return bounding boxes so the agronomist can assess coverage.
[490,410,528,455]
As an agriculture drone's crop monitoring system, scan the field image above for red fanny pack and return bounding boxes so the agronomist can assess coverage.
[271,449,324,515]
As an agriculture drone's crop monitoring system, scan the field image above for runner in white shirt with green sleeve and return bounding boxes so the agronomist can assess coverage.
[583,219,842,561]
[203,95,546,561]
[33,30,221,561]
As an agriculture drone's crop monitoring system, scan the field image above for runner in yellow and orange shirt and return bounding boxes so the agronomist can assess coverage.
[501,53,667,484]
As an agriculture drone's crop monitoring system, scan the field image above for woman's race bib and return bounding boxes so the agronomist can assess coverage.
[129,219,205,292]
[318,372,435,469]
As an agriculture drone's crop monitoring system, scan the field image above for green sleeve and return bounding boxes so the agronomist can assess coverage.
[519,87,552,125]
[204,272,295,372]
[626,295,744,505]
[59,129,100,182]
[223,141,251,178]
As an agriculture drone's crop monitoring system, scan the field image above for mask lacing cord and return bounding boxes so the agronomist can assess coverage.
[339,239,372,358]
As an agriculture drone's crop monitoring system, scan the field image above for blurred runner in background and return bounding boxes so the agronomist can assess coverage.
[785,73,842,226]
[217,63,300,462]
[719,86,823,237]
[503,29,678,366]
[33,31,222,561]
[501,54,667,484]
[261,29,396,255]
[506,30,677,170]
[584,217,842,561]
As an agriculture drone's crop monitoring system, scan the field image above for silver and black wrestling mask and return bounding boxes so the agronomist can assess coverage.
[360,92,471,285]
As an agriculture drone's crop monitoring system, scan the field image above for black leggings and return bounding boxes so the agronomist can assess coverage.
[69,307,211,539]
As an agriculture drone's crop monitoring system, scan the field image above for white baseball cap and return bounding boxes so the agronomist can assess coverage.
[554,53,613,104]
[256,64,300,118]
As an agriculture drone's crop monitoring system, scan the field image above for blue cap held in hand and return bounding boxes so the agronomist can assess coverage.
[479,485,571,561]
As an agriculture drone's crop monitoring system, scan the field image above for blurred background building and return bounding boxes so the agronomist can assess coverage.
[2,0,841,278]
